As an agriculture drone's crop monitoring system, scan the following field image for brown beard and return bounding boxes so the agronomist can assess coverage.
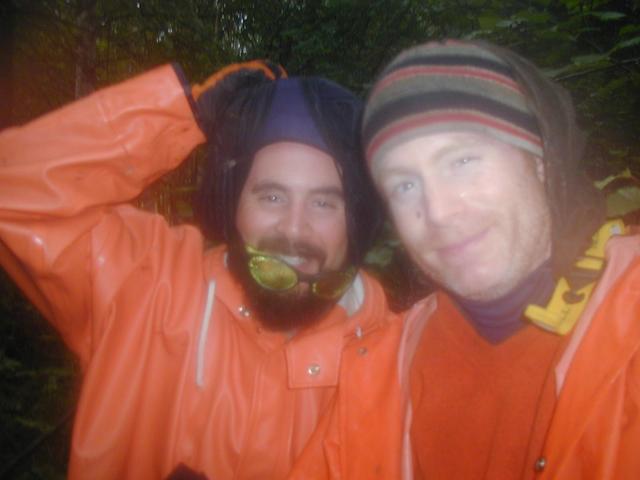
[227,240,337,332]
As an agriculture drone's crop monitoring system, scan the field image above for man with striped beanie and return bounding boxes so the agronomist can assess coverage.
[363,39,640,478]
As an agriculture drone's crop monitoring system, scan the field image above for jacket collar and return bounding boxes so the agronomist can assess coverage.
[203,246,390,388]
[554,233,640,393]
[543,233,640,465]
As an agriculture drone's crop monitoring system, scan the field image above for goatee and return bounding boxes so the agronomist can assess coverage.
[227,240,338,332]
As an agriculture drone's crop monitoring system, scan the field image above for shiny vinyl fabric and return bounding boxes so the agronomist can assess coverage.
[537,234,640,479]
[401,234,640,479]
[0,66,404,479]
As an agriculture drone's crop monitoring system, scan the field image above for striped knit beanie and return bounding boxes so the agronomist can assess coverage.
[363,39,543,169]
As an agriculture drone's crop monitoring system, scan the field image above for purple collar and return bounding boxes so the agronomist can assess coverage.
[453,261,554,343]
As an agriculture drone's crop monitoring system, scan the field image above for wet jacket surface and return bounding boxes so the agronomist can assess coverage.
[336,234,640,480]
[536,233,640,479]
[0,65,403,479]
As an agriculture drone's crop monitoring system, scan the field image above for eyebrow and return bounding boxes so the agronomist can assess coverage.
[251,182,344,198]
[310,186,344,199]
[251,182,287,194]
[380,137,487,174]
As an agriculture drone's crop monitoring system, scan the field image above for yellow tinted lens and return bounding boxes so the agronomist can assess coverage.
[248,255,298,291]
[312,269,356,299]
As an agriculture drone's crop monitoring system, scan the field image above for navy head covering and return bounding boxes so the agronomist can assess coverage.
[196,74,382,268]
[252,78,329,155]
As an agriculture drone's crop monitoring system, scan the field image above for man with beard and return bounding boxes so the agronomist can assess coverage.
[0,61,403,478]
[361,40,640,478]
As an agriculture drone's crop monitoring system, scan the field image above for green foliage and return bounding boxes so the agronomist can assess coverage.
[0,270,77,479]
[595,169,640,217]
[466,0,640,176]
[1,0,639,476]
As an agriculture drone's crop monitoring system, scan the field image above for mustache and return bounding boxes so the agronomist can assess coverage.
[256,237,327,265]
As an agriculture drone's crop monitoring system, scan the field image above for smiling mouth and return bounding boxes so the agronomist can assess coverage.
[256,238,326,274]
[436,229,489,258]
[275,254,306,267]
[272,253,323,275]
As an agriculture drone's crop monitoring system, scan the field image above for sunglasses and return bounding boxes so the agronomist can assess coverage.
[246,245,356,299]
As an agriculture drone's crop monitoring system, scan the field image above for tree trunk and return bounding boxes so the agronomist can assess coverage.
[75,0,97,99]
[0,0,15,128]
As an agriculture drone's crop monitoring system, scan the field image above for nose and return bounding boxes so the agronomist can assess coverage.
[275,201,311,242]
[422,180,465,226]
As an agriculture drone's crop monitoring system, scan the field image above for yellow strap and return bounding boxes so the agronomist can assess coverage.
[524,219,625,335]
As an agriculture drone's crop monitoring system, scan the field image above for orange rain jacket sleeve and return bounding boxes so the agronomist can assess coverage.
[0,65,206,363]
[0,65,407,479]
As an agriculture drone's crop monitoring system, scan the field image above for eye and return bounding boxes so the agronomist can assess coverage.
[392,180,415,195]
[260,193,284,203]
[311,196,341,210]
[379,173,420,202]
[313,199,333,208]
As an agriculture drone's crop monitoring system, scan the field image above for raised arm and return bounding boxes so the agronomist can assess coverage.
[0,65,204,218]
[0,60,286,365]
[0,65,205,358]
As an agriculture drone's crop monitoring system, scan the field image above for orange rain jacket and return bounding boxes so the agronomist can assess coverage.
[398,232,640,479]
[0,65,405,479]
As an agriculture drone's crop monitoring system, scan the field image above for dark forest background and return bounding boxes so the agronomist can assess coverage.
[1,1,639,478]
